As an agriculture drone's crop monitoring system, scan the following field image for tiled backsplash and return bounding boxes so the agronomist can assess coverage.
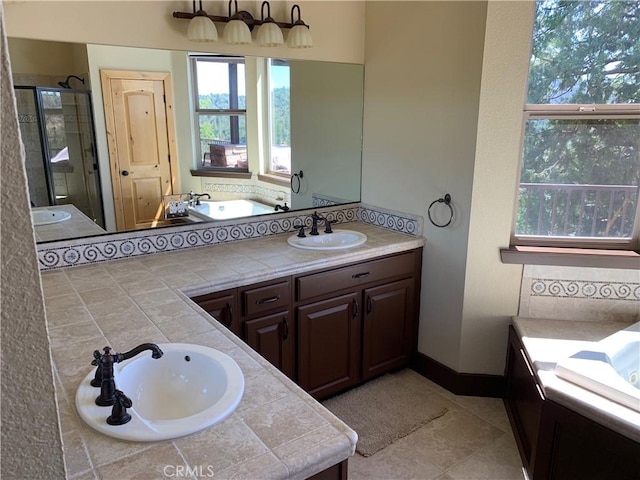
[519,264,640,323]
[37,203,423,270]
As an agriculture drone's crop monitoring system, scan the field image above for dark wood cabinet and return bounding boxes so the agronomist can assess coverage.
[191,288,239,336]
[362,278,415,381]
[297,293,361,399]
[192,249,422,400]
[245,311,295,380]
[295,249,422,400]
[534,400,640,480]
[504,326,544,478]
[240,278,294,380]
[505,325,640,480]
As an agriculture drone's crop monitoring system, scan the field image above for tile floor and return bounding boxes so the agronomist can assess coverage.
[346,370,526,480]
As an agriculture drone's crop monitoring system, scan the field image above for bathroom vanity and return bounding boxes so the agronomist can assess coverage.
[192,249,422,400]
[505,319,640,480]
[41,222,424,478]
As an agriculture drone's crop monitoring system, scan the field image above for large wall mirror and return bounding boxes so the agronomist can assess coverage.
[9,37,364,244]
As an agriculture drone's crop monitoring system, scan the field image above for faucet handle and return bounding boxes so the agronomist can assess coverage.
[324,219,336,234]
[293,224,306,237]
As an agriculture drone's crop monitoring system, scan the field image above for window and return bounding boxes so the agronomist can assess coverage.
[192,56,248,172]
[267,59,291,176]
[514,0,640,250]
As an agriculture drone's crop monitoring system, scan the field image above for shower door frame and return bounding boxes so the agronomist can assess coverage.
[16,85,105,228]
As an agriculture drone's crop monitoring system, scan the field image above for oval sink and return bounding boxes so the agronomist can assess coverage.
[31,209,71,226]
[287,229,367,250]
[75,343,244,441]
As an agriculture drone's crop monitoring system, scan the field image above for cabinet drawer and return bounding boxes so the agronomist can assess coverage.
[243,281,291,317]
[296,251,416,301]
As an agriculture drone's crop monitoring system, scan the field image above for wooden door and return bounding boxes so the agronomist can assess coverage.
[297,292,360,400]
[244,311,295,380]
[361,279,414,381]
[101,70,178,231]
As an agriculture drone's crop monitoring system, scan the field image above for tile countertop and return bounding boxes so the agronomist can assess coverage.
[33,204,107,243]
[41,222,425,479]
[513,317,640,444]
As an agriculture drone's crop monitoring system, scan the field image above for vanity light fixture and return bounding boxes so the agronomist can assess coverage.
[256,1,283,47]
[224,1,252,45]
[173,1,312,48]
[187,1,218,42]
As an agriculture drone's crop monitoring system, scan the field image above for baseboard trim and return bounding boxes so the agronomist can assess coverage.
[411,352,505,398]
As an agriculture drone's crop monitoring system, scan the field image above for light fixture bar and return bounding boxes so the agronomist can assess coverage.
[172,1,310,35]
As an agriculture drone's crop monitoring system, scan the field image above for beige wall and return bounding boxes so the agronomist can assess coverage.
[0,3,66,476]
[5,0,365,64]
[363,1,489,372]
[459,2,533,373]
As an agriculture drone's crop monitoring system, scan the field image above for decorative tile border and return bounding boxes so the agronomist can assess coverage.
[37,203,422,271]
[203,182,290,203]
[531,278,640,302]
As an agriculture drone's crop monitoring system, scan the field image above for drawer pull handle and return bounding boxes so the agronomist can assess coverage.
[256,295,280,305]
[283,316,289,340]
[225,301,233,328]
[352,272,371,279]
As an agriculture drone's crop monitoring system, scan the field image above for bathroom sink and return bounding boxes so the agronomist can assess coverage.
[287,229,367,250]
[31,209,71,225]
[75,343,244,441]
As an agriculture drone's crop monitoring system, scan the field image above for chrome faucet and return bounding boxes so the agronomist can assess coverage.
[91,343,163,406]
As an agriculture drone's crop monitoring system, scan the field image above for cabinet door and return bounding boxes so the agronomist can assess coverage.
[533,400,640,480]
[362,278,414,381]
[297,293,360,400]
[191,289,239,336]
[244,311,295,380]
[504,326,544,478]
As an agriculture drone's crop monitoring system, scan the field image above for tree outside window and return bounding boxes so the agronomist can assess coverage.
[516,0,640,248]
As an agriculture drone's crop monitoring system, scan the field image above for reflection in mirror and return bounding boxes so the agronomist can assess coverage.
[8,38,364,244]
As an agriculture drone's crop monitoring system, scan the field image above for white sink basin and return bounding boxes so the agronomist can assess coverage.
[31,209,71,225]
[287,229,367,250]
[76,343,244,441]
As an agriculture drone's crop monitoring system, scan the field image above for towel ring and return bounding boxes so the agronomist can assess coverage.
[428,193,453,228]
[291,170,304,194]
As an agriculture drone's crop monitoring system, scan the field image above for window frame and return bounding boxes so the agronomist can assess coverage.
[190,55,249,173]
[264,58,291,179]
[512,105,640,251]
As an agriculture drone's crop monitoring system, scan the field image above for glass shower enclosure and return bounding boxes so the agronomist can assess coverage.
[15,86,105,229]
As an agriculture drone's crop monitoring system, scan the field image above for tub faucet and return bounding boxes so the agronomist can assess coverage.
[91,343,163,406]
[188,192,211,206]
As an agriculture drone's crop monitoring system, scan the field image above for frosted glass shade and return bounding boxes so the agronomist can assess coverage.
[256,22,284,47]
[287,25,313,48]
[187,15,218,42]
[224,19,252,45]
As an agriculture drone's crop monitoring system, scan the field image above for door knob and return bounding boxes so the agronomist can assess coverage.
[121,170,129,176]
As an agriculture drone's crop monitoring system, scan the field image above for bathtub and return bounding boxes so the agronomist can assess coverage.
[555,321,640,412]
[190,199,275,220]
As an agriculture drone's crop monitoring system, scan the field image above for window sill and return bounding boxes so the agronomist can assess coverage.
[500,246,640,270]
[190,169,252,179]
[257,174,289,187]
